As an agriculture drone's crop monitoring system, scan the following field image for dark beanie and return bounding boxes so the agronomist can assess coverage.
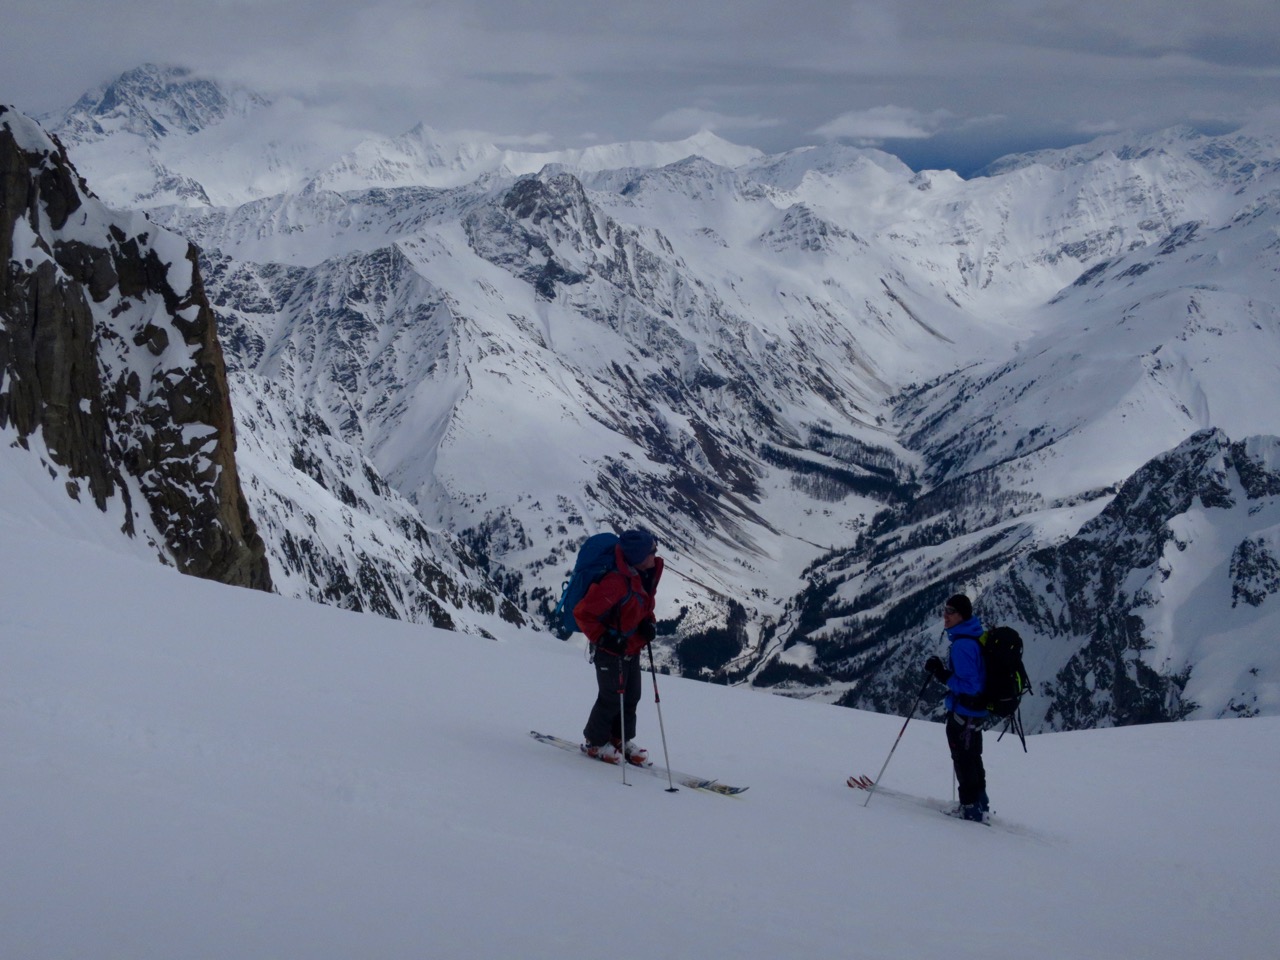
[619,529,656,564]
[946,594,973,620]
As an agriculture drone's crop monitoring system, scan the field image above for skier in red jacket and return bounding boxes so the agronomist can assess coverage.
[574,529,663,765]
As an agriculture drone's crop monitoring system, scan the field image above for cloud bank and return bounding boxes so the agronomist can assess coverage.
[2,0,1276,173]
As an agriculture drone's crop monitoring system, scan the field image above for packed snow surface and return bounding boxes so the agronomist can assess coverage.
[2,437,1277,959]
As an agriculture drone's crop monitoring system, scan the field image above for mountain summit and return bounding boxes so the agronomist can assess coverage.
[56,63,270,142]
[309,125,765,192]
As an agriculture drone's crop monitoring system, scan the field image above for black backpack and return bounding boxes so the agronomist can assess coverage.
[979,626,1032,749]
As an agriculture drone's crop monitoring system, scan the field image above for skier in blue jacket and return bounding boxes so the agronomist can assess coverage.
[925,593,989,822]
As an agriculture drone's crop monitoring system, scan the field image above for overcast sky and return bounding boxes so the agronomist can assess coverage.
[3,0,1278,174]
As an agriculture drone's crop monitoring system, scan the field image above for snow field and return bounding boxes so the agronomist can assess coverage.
[2,458,1278,959]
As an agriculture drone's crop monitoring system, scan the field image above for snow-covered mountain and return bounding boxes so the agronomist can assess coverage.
[23,64,1280,730]
[815,429,1280,730]
[48,64,371,207]
[310,123,764,192]
[1,102,523,634]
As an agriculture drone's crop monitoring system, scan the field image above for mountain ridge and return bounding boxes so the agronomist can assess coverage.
[14,65,1280,729]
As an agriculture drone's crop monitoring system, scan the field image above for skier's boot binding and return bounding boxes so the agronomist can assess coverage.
[616,739,649,766]
[582,741,622,764]
[962,803,985,823]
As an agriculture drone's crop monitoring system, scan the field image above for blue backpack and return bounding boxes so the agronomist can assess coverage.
[553,533,620,637]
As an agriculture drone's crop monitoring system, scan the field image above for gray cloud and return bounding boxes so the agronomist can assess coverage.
[815,107,955,143]
[2,0,1276,174]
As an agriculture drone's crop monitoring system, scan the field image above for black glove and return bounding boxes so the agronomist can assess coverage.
[597,630,625,655]
[636,621,656,643]
[925,656,952,683]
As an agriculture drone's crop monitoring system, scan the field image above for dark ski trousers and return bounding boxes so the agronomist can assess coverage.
[946,712,986,806]
[584,650,642,747]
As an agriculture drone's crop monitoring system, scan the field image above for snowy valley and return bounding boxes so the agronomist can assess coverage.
[5,63,1280,731]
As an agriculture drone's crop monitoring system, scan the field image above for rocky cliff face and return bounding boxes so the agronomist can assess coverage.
[782,429,1280,730]
[0,106,270,589]
[988,430,1280,729]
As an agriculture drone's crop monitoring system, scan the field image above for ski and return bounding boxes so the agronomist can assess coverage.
[848,773,942,805]
[848,774,996,826]
[530,731,747,796]
[846,774,920,804]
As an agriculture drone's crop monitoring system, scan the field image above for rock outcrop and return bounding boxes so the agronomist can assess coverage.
[0,105,270,589]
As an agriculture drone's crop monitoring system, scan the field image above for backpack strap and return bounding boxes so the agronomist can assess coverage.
[993,706,1029,752]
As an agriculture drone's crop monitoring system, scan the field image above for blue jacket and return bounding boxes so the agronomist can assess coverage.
[946,615,988,718]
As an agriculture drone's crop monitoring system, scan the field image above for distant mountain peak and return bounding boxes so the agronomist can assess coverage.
[55,63,270,142]
[309,123,765,193]
[977,122,1280,179]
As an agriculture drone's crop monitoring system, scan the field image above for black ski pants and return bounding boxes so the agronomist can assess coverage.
[946,712,986,806]
[584,650,642,746]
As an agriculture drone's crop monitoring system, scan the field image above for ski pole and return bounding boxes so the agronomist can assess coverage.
[619,655,629,786]
[863,673,933,808]
[648,644,678,792]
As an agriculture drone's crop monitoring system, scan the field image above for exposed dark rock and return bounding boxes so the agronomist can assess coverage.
[0,106,270,589]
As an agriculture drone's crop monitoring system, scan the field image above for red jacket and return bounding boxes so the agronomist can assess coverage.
[573,545,663,656]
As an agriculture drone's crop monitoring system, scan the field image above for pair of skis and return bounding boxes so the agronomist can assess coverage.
[529,731,747,796]
[532,731,990,824]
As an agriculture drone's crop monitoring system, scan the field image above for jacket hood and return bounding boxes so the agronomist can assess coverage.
[947,615,984,642]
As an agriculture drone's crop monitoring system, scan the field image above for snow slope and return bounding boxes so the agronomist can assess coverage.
[2,438,1277,960]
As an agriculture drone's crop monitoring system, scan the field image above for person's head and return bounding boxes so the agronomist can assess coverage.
[620,528,658,569]
[943,593,972,627]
